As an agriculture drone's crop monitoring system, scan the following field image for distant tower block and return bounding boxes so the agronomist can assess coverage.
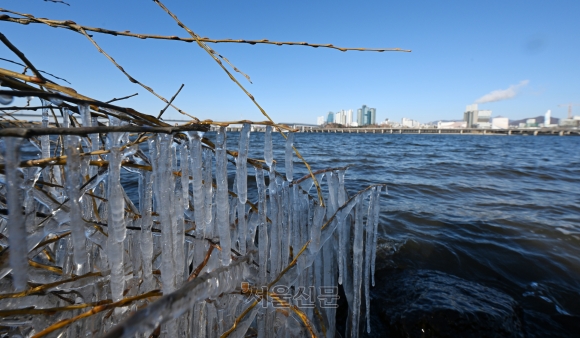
[545,110,551,126]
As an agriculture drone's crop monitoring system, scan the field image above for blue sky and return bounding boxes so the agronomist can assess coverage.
[1,0,579,124]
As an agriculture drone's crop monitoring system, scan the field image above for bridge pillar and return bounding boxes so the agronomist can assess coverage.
[534,131,538,136]
[559,131,564,136]
[508,130,512,135]
[438,129,441,134]
[460,130,463,134]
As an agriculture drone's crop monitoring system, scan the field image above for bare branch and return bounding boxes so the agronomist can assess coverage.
[75,27,198,121]
[106,92,138,103]
[158,83,184,119]
[0,9,411,53]
[44,0,70,6]
[0,57,71,83]
[0,32,50,83]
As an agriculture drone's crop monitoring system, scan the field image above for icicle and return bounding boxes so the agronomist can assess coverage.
[280,180,290,267]
[264,125,273,167]
[268,165,280,277]
[139,170,154,292]
[79,103,91,127]
[106,127,126,302]
[64,135,87,267]
[40,103,50,159]
[308,204,326,254]
[370,186,383,287]
[351,194,365,338]
[284,132,294,181]
[215,127,232,266]
[255,167,268,282]
[291,184,300,268]
[236,123,251,204]
[180,142,190,210]
[203,148,214,237]
[237,198,247,255]
[364,187,377,334]
[338,169,346,205]
[153,133,179,292]
[4,137,28,290]
[104,256,250,338]
[174,179,186,285]
[187,131,206,238]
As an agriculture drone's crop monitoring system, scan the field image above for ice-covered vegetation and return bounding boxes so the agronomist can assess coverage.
[0,2,404,336]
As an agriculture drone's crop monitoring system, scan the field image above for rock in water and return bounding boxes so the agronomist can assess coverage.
[366,269,524,338]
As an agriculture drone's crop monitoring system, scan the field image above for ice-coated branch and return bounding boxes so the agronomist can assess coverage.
[103,256,250,338]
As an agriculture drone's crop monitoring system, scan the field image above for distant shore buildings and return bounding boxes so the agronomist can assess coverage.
[316,102,580,129]
[317,105,375,126]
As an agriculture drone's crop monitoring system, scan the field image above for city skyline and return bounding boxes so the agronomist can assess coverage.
[1,1,578,124]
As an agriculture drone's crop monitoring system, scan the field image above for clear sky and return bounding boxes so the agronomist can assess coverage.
[1,0,579,124]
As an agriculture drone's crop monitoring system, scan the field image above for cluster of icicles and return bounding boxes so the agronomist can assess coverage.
[0,104,384,338]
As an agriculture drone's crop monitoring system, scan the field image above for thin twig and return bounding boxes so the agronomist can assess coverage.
[31,290,162,338]
[158,83,184,119]
[76,27,198,121]
[44,0,70,6]
[106,92,138,103]
[0,57,71,83]
[0,32,49,83]
[0,10,411,53]
[187,245,214,281]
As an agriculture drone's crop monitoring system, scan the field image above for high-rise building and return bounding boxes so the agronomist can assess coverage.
[326,111,334,123]
[317,116,325,125]
[335,111,345,125]
[401,117,419,128]
[463,104,492,128]
[545,110,551,126]
[357,106,365,126]
[345,109,353,126]
[357,105,376,126]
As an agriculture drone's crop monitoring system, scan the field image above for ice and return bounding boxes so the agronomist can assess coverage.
[264,125,273,167]
[5,137,28,291]
[285,132,294,181]
[370,186,382,287]
[268,166,280,277]
[103,256,250,338]
[215,127,232,266]
[351,193,365,338]
[237,196,248,254]
[64,135,88,267]
[236,123,250,204]
[153,133,179,292]
[139,170,154,291]
[255,167,268,282]
[188,131,206,237]
[0,118,384,338]
[364,187,377,333]
[0,94,13,105]
[203,148,214,237]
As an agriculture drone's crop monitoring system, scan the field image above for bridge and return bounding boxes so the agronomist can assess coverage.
[300,127,580,136]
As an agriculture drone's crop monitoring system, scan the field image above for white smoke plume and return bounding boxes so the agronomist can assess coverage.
[475,80,529,104]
